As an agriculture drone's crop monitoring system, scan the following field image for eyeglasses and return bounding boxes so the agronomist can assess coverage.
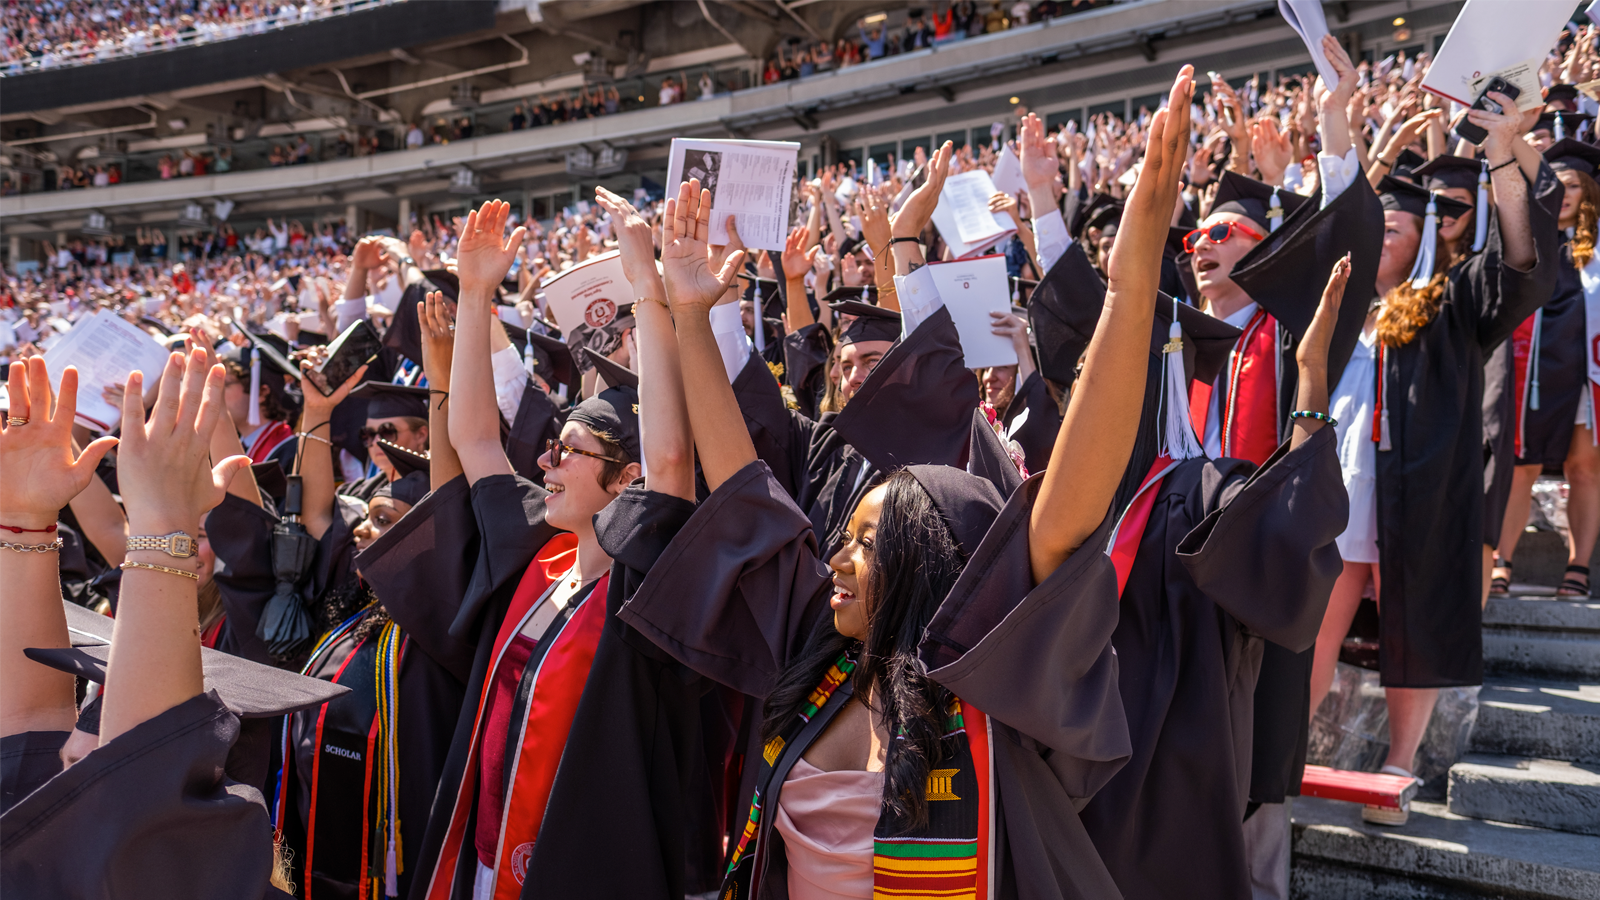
[1182,221,1266,254]
[545,439,626,467]
[360,423,406,446]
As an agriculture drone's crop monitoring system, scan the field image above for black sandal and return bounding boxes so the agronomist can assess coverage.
[1557,564,1590,597]
[1489,557,1512,596]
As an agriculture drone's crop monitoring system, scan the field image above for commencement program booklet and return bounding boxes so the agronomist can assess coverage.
[42,310,171,431]
[665,138,800,252]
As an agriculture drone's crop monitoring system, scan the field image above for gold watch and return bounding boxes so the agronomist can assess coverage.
[126,531,197,559]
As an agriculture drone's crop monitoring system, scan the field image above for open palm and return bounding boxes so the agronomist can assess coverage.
[1018,113,1058,192]
[0,360,117,528]
[661,178,743,314]
[455,199,526,293]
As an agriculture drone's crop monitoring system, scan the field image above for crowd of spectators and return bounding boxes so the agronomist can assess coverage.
[1,0,348,73]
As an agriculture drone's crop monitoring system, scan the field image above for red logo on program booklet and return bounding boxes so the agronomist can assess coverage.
[584,298,617,328]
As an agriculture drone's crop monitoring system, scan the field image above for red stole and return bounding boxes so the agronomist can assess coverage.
[1108,455,1181,598]
[1190,309,1279,467]
[248,419,295,463]
[424,534,610,900]
[1510,313,1537,457]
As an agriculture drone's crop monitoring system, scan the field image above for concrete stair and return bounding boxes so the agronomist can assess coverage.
[1293,592,1600,899]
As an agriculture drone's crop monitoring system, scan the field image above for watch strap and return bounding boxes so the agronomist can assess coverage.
[126,532,196,559]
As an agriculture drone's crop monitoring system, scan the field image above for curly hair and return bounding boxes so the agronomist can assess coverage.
[1564,169,1600,270]
[1376,222,1457,348]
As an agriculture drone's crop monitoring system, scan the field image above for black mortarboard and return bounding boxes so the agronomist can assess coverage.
[906,465,1006,560]
[818,285,876,306]
[1534,111,1595,135]
[1412,154,1483,193]
[1027,242,1102,387]
[1391,148,1428,182]
[502,321,529,357]
[1544,138,1600,177]
[830,299,901,345]
[965,408,1024,498]
[250,459,289,501]
[420,268,460,300]
[526,330,575,391]
[832,305,979,473]
[1084,201,1124,237]
[220,333,300,384]
[38,601,349,719]
[1209,171,1310,232]
[570,349,641,463]
[782,322,833,408]
[373,469,429,508]
[1544,83,1580,107]
[349,382,429,420]
[374,438,429,480]
[1070,192,1118,240]
[1232,174,1385,390]
[383,282,427,366]
[582,347,639,390]
[740,274,787,321]
[139,316,173,336]
[1377,175,1475,220]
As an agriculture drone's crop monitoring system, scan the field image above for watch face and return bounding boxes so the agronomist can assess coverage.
[171,534,196,557]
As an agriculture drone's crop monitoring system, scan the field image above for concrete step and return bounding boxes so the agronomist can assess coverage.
[1472,679,1600,764]
[1483,596,1600,681]
[1291,796,1600,900]
[1447,754,1600,837]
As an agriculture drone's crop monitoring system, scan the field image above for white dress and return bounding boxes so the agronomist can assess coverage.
[1330,327,1380,564]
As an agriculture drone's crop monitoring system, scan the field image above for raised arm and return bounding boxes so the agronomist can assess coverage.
[781,225,820,327]
[663,179,752,491]
[0,362,117,737]
[418,290,464,489]
[101,349,250,744]
[448,200,526,484]
[596,185,696,501]
[1291,255,1348,450]
[1472,91,1536,272]
[293,354,366,540]
[1028,65,1194,583]
[890,141,953,276]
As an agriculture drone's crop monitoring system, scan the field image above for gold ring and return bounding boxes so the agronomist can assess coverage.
[6,417,27,426]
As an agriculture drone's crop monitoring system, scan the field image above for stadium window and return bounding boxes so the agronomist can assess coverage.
[532,196,550,220]
[868,142,898,168]
[1129,93,1164,116]
[1275,62,1318,81]
[970,126,993,151]
[797,158,810,179]
[1088,99,1126,121]
[936,130,967,152]
[1433,33,1446,54]
[1044,109,1081,133]
[837,146,863,170]
[900,135,931,160]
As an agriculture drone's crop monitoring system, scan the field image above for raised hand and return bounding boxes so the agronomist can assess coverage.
[855,187,891,258]
[593,186,659,288]
[1298,254,1349,372]
[782,224,821,279]
[1109,65,1194,288]
[1018,111,1059,195]
[455,199,527,295]
[418,290,455,388]
[350,236,383,271]
[298,347,368,416]
[0,360,118,531]
[1251,116,1293,185]
[891,139,953,239]
[117,349,251,536]
[661,178,745,315]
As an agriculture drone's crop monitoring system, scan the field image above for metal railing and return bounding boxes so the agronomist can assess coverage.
[0,0,404,77]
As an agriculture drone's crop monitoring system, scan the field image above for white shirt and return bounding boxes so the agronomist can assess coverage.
[1031,208,1072,274]
[490,343,528,424]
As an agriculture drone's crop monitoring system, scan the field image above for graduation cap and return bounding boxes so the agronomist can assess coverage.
[382,282,428,366]
[1390,148,1428,182]
[1232,174,1385,389]
[905,465,1006,560]
[782,322,834,413]
[374,438,429,480]
[526,330,576,393]
[1412,154,1483,193]
[1083,201,1124,238]
[1376,175,1471,292]
[219,331,303,427]
[374,469,430,508]
[570,348,640,463]
[1209,171,1309,233]
[830,298,901,345]
[1545,83,1581,108]
[965,408,1024,499]
[1070,192,1119,240]
[1533,110,1595,140]
[36,601,349,721]
[349,382,429,420]
[740,274,786,320]
[420,268,460,300]
[1544,138,1600,177]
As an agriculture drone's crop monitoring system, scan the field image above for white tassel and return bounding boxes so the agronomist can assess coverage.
[1379,410,1392,451]
[1530,308,1543,410]
[385,842,399,897]
[1473,161,1490,253]
[1161,300,1205,461]
[247,347,262,427]
[1268,189,1283,233]
[1408,195,1439,290]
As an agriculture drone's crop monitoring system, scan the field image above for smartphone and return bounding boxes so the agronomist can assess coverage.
[311,319,381,396]
[1454,76,1521,145]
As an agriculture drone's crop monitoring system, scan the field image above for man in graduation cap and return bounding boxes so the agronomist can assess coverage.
[829,293,901,402]
[1083,199,1123,274]
[1527,110,1595,152]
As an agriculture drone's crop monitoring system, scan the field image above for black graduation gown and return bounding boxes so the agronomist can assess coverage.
[1516,235,1588,465]
[0,691,290,899]
[0,731,67,815]
[1080,429,1346,900]
[1375,178,1560,687]
[617,460,1131,900]
[1000,371,1061,474]
[210,487,466,899]
[504,380,565,484]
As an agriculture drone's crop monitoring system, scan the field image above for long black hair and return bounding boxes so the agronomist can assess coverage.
[761,470,967,833]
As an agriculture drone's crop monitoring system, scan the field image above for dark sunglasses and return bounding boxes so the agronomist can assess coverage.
[545,439,626,467]
[360,423,404,446]
[1182,220,1266,254]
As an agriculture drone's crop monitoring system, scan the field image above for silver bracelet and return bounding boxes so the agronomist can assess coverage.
[1,538,63,554]
[297,431,333,446]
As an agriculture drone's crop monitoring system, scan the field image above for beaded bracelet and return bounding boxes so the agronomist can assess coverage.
[1290,410,1337,427]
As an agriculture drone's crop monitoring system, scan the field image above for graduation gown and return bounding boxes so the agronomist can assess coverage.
[210,488,466,899]
[1483,338,1519,548]
[617,460,1132,900]
[1081,429,1346,900]
[1375,178,1560,687]
[0,691,290,899]
[1000,371,1061,474]
[503,380,565,484]
[1513,235,1588,465]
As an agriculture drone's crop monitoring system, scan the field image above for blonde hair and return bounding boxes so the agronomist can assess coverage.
[1567,169,1600,270]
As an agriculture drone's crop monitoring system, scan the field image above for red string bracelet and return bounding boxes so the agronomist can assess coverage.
[0,524,57,534]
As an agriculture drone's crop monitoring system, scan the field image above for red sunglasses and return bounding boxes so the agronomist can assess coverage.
[1182,221,1266,254]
